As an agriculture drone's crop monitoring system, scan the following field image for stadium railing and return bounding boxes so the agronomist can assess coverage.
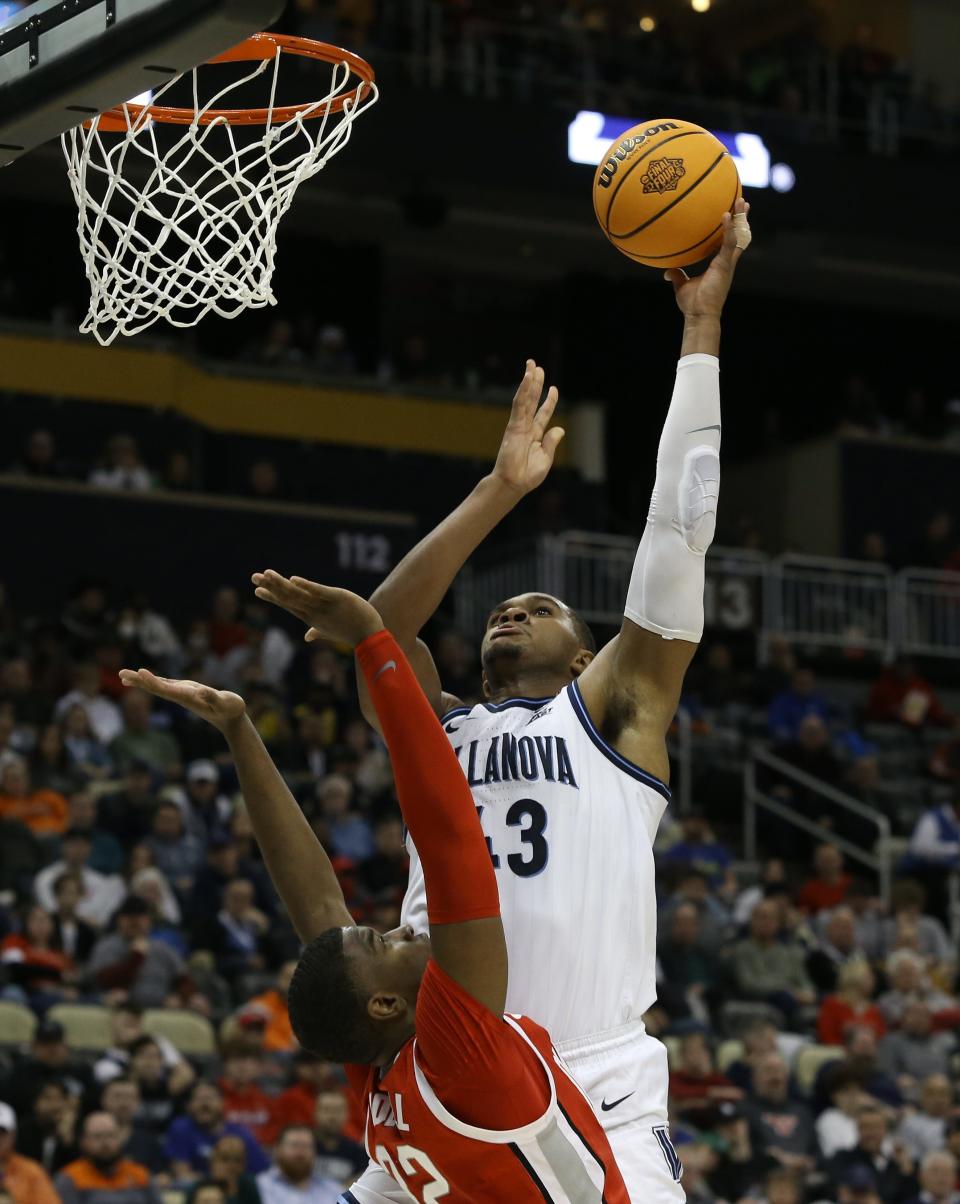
[744,746,893,904]
[454,533,960,662]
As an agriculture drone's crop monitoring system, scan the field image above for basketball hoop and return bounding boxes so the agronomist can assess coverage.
[62,34,378,346]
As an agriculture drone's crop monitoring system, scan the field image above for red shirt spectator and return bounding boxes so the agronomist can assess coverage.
[798,844,851,914]
[866,658,952,729]
[817,995,886,1046]
[219,1052,275,1146]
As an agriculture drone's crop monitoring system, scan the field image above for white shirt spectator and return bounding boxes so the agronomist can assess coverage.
[54,689,123,746]
[816,1106,860,1158]
[89,464,153,491]
[35,862,126,928]
[257,1165,341,1204]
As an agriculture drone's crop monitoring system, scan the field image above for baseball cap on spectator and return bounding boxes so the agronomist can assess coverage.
[237,1007,267,1031]
[35,1020,66,1044]
[187,759,219,784]
[0,1102,17,1131]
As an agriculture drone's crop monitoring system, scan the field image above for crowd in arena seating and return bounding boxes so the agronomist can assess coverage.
[0,568,958,1202]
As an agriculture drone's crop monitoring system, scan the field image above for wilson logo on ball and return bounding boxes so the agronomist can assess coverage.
[640,157,686,194]
[596,121,680,188]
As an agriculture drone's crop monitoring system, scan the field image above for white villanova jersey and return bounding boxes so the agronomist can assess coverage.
[401,681,670,1045]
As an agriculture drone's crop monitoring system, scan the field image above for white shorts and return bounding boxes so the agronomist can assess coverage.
[341,1021,684,1203]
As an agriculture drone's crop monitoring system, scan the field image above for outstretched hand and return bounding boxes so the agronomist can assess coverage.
[664,196,751,319]
[252,571,385,648]
[490,360,565,496]
[119,668,245,733]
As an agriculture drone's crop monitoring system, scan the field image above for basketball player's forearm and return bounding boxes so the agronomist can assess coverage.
[222,715,350,939]
[680,315,721,357]
[369,474,520,640]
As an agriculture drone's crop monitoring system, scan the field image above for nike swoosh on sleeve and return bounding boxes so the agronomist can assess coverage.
[373,659,398,682]
[685,424,721,435]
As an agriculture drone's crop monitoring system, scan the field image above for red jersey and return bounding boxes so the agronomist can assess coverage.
[348,962,629,1204]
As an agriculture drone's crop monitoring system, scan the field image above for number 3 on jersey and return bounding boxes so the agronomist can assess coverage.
[376,1144,450,1202]
[477,798,548,878]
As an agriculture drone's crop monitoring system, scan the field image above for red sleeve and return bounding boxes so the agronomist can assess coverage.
[414,960,550,1130]
[817,997,846,1046]
[356,631,499,925]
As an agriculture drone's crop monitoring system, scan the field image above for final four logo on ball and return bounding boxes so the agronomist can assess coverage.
[641,158,686,195]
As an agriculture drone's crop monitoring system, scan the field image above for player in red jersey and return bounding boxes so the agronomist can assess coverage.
[120,585,630,1204]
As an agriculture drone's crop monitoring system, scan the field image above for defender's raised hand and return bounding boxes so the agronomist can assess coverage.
[490,359,565,496]
[118,668,245,732]
[664,196,751,319]
[252,571,385,648]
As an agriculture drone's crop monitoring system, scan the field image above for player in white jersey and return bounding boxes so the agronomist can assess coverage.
[253,198,752,1203]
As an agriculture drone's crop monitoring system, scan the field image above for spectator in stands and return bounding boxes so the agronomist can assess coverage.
[30,723,81,796]
[743,1053,815,1177]
[768,667,832,742]
[219,1048,274,1146]
[733,858,788,927]
[265,1052,332,1145]
[661,809,733,886]
[799,845,853,913]
[248,318,303,369]
[313,1091,366,1183]
[657,901,721,1015]
[14,1080,79,1173]
[314,324,356,377]
[728,899,816,1023]
[906,795,960,878]
[705,1101,770,1200]
[55,1111,158,1204]
[816,1068,871,1158]
[89,895,188,1008]
[55,663,123,746]
[0,813,43,899]
[819,1025,904,1112]
[910,511,959,572]
[911,1150,960,1204]
[826,1104,918,1203]
[35,828,126,927]
[89,434,154,493]
[8,428,67,481]
[660,867,732,948]
[93,1003,194,1092]
[160,450,195,493]
[258,1125,340,1204]
[669,1032,743,1126]
[880,881,955,983]
[879,1005,954,1092]
[195,878,270,988]
[818,961,886,1046]
[143,801,205,898]
[207,1134,259,1204]
[0,900,75,1009]
[100,1078,166,1176]
[165,1081,269,1182]
[355,814,408,903]
[51,869,98,962]
[60,705,113,783]
[215,608,294,694]
[866,656,952,730]
[240,960,297,1054]
[0,1098,61,1204]
[60,583,114,654]
[772,713,845,801]
[878,950,955,1026]
[208,588,247,658]
[62,792,124,874]
[110,691,179,779]
[0,757,69,835]
[314,774,373,861]
[124,1037,185,1135]
[1,1018,92,1114]
[247,460,280,501]
[180,760,233,842]
[97,762,158,847]
[896,1075,956,1161]
[809,905,867,993]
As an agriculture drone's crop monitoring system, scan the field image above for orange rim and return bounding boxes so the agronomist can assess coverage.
[93,33,376,132]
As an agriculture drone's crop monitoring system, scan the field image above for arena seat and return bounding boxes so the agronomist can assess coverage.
[793,1044,844,1096]
[47,1004,113,1051]
[144,1009,216,1057]
[0,1000,36,1046]
[716,1039,744,1073]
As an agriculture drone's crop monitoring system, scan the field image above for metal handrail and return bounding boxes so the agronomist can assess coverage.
[745,745,893,904]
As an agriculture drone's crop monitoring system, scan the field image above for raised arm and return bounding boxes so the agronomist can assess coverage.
[117,670,352,941]
[253,362,564,727]
[253,577,507,1015]
[577,200,751,779]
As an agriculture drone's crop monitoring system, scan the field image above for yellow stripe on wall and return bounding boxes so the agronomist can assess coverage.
[0,332,551,462]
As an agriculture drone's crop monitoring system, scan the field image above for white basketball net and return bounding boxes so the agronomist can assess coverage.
[62,47,377,346]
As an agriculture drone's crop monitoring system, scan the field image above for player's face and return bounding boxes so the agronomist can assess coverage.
[480,593,585,688]
[344,925,431,1018]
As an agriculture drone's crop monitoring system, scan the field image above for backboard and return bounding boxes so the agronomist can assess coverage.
[0,0,285,167]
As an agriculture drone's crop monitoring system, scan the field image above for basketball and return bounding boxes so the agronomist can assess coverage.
[593,118,742,268]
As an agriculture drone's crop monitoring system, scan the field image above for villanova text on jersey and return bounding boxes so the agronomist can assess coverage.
[453,733,578,788]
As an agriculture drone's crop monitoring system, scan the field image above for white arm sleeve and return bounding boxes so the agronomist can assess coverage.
[624,353,721,643]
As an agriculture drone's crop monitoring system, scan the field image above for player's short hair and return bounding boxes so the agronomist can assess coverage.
[567,605,597,655]
[288,928,378,1064]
